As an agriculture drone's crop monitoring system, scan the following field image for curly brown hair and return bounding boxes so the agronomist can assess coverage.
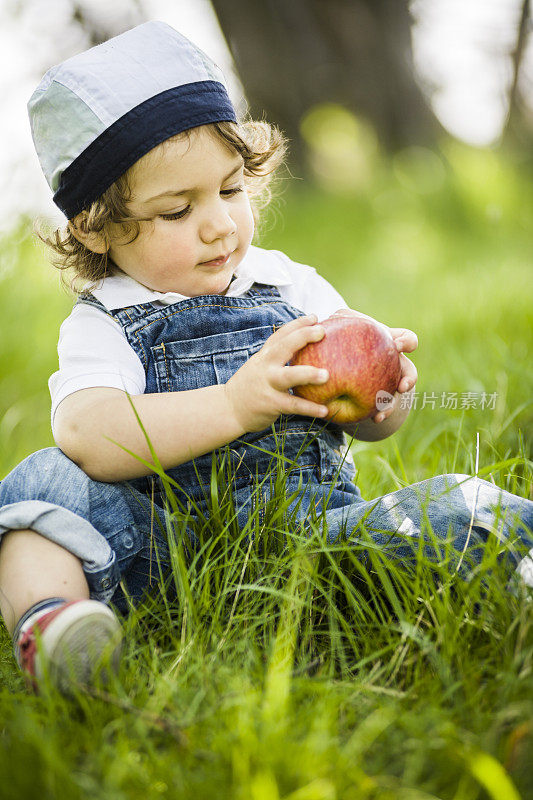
[37,119,288,295]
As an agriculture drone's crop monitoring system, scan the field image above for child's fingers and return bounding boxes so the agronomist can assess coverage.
[397,354,417,393]
[282,394,329,419]
[265,316,326,363]
[390,328,418,353]
[373,392,398,423]
[273,314,319,334]
[274,364,329,392]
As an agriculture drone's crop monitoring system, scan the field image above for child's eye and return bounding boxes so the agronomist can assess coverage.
[159,207,190,221]
[221,187,243,197]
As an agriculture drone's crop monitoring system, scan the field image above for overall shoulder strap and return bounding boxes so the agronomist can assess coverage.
[74,292,120,322]
[75,292,107,312]
[247,282,282,299]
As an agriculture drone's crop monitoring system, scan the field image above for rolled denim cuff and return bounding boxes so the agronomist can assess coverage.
[0,500,120,602]
[83,555,121,603]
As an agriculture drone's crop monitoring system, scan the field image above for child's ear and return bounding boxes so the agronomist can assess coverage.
[68,213,109,254]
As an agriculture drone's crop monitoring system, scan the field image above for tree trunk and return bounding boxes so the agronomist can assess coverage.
[211,0,443,167]
[503,0,532,148]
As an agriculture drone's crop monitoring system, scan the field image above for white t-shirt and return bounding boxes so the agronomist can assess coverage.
[49,245,349,436]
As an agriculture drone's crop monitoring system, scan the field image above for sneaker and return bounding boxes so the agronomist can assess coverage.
[16,599,123,693]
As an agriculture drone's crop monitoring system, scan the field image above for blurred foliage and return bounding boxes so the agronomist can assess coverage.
[0,231,72,476]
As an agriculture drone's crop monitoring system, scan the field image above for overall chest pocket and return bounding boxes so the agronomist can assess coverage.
[151,325,273,392]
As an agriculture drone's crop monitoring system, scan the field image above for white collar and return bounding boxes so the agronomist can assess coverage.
[84,245,293,311]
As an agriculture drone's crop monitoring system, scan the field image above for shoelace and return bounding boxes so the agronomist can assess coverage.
[17,629,40,691]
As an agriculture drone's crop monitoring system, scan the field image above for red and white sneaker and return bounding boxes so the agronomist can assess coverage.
[15,599,123,693]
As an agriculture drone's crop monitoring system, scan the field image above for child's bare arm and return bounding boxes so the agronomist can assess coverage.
[54,315,331,482]
[54,384,248,482]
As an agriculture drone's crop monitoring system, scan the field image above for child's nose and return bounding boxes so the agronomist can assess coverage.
[199,201,237,243]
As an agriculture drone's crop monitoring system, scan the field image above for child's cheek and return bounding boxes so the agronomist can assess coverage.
[152,220,190,254]
[162,237,196,268]
[240,202,255,248]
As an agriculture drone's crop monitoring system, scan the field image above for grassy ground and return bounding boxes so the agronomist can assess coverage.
[0,142,532,799]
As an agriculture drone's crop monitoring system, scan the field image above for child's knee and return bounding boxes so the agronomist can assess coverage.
[0,447,90,507]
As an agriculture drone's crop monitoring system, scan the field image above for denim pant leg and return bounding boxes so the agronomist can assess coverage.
[0,447,175,609]
[323,473,533,587]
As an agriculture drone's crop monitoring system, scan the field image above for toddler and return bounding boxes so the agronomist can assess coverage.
[0,21,531,692]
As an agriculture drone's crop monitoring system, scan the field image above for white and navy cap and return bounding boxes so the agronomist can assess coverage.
[28,20,237,219]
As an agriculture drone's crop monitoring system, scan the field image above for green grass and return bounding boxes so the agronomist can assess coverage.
[0,142,532,799]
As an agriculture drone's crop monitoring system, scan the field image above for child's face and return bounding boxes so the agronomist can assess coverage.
[106,126,255,296]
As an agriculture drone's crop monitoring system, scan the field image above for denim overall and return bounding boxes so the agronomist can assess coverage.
[1,283,532,614]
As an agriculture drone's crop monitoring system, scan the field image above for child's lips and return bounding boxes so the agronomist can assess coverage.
[200,252,232,268]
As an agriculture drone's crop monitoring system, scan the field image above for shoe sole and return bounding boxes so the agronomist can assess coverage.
[34,600,123,691]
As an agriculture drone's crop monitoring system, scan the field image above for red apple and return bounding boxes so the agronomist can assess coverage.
[290,315,402,424]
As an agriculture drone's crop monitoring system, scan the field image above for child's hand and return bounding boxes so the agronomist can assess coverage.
[330,308,418,423]
[224,315,331,432]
